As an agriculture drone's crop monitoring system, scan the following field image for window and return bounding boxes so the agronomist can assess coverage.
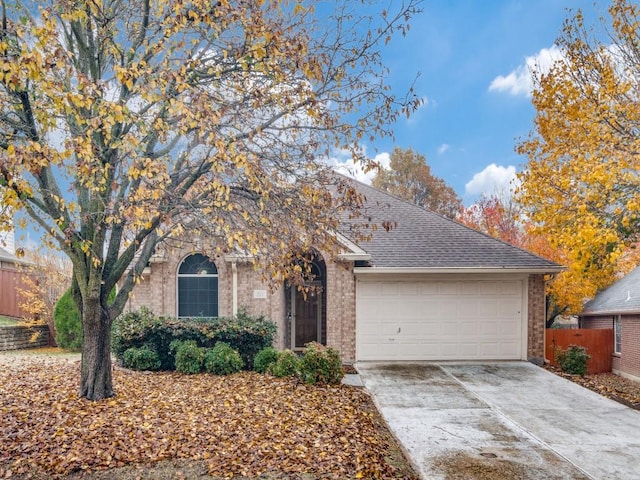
[177,254,218,317]
[614,315,622,354]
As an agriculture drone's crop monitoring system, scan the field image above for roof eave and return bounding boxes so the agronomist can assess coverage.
[353,266,565,275]
[581,309,640,317]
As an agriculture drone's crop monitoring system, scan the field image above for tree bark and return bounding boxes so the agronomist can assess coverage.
[79,302,114,400]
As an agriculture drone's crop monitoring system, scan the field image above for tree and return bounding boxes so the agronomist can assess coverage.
[17,248,72,342]
[516,0,640,313]
[0,0,422,399]
[371,147,462,218]
[458,192,525,247]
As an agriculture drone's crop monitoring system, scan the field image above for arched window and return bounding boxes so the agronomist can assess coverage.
[177,254,218,318]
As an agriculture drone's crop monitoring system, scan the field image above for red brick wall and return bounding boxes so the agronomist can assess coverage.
[618,315,640,380]
[125,241,357,362]
[325,259,356,362]
[527,274,546,360]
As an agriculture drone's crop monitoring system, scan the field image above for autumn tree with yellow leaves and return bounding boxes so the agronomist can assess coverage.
[517,0,640,313]
[371,147,462,218]
[0,0,422,399]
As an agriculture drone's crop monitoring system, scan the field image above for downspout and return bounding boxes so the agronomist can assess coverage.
[231,260,238,317]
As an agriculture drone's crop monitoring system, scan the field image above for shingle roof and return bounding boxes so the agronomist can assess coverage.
[339,178,562,272]
[0,246,21,264]
[582,267,640,315]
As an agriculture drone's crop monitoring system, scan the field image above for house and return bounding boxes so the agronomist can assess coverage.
[580,267,640,382]
[126,178,563,363]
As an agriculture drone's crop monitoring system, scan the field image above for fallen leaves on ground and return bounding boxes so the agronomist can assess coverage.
[546,366,640,410]
[0,360,417,479]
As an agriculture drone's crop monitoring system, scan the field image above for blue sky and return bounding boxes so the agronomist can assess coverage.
[5,0,612,251]
[331,0,607,204]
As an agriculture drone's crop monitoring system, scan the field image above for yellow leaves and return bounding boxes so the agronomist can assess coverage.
[516,0,640,313]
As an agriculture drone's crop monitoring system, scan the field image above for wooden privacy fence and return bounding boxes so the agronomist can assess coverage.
[545,328,614,375]
[0,267,32,318]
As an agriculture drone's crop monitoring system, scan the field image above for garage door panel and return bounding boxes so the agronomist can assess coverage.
[500,282,521,295]
[438,283,459,295]
[356,278,524,361]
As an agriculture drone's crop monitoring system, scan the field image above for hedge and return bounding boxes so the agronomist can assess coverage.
[112,307,277,370]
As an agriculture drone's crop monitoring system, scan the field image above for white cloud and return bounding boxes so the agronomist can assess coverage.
[465,163,518,196]
[323,146,391,185]
[489,45,564,97]
[437,143,449,155]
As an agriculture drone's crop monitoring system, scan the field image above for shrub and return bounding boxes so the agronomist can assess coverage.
[269,349,299,378]
[253,346,279,373]
[298,342,344,385]
[556,345,590,376]
[204,342,243,375]
[53,288,82,351]
[174,340,203,374]
[206,309,278,367]
[123,345,161,371]
[112,308,175,368]
[53,287,116,352]
[111,308,276,370]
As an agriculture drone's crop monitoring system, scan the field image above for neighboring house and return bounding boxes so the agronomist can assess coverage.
[126,178,563,363]
[581,267,640,382]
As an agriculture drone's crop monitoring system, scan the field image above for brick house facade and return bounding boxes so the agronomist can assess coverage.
[125,179,561,363]
[581,267,640,382]
[126,240,360,361]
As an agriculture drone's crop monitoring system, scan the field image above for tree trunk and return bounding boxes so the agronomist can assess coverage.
[79,303,114,400]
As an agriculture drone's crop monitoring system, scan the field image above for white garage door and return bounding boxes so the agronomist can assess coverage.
[356,278,525,361]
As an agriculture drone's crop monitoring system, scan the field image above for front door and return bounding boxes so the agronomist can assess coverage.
[291,284,322,349]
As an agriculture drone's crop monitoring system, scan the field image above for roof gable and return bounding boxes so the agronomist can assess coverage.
[338,178,562,272]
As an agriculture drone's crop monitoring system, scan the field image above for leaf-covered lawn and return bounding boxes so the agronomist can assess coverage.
[0,316,20,327]
[0,359,416,479]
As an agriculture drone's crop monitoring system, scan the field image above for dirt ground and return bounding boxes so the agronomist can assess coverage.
[2,349,638,480]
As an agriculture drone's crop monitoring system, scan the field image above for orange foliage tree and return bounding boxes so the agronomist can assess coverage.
[458,193,526,247]
[0,0,422,399]
[516,0,640,313]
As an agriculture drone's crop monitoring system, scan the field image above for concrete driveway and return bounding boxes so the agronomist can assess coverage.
[356,362,640,480]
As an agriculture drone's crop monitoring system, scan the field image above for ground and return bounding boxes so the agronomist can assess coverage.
[2,350,640,480]
[0,349,418,480]
[544,365,640,410]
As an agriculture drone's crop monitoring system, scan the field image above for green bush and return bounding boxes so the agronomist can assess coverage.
[253,346,279,373]
[556,345,590,376]
[112,308,174,368]
[174,340,203,374]
[54,286,116,351]
[123,345,161,371]
[269,349,300,378]
[298,342,344,385]
[204,342,243,375]
[112,308,276,371]
[53,288,82,351]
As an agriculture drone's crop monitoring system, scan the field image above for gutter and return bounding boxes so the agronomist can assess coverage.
[353,266,565,275]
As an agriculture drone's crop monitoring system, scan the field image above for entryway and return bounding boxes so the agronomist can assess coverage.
[287,255,326,350]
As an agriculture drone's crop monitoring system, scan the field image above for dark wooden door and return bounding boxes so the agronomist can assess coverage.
[294,288,321,349]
